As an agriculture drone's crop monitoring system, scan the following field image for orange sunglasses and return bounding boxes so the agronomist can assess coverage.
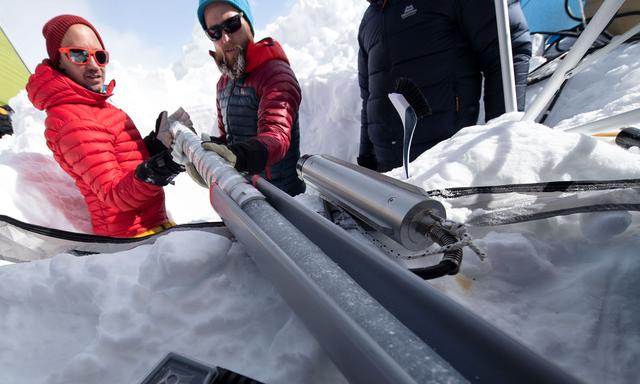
[58,47,110,67]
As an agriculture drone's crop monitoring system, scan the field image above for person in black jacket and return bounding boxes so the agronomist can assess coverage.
[357,0,531,172]
[0,105,14,138]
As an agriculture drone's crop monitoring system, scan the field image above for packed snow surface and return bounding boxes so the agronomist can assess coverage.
[1,1,639,383]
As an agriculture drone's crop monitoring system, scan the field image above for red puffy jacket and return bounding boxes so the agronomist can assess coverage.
[215,38,303,194]
[26,61,168,237]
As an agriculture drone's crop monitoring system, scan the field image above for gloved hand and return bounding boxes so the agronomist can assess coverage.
[170,129,192,166]
[144,107,195,156]
[168,107,194,131]
[357,153,378,171]
[167,130,209,188]
[184,163,208,188]
[201,141,237,167]
[0,105,14,138]
[135,149,184,186]
[201,136,268,174]
[170,132,212,189]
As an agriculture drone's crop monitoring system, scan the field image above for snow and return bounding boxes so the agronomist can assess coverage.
[0,231,341,383]
[1,1,639,383]
[529,41,640,130]
[397,113,640,190]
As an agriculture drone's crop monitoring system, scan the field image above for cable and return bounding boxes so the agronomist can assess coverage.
[565,0,583,22]
[409,226,462,280]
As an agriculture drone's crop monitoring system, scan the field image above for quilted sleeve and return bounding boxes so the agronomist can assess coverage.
[55,118,163,211]
[254,60,302,165]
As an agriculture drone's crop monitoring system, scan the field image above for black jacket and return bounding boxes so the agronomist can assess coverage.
[0,105,13,138]
[358,0,531,169]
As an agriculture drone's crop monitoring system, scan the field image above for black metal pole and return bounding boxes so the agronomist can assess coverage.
[254,176,583,384]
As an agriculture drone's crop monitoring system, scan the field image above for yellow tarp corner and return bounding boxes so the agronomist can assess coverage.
[0,26,30,105]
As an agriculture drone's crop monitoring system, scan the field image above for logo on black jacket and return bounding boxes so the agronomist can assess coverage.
[401,4,418,19]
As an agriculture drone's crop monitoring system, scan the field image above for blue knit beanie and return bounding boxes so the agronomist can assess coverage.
[198,0,255,36]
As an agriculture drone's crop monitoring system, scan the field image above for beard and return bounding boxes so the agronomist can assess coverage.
[215,47,246,80]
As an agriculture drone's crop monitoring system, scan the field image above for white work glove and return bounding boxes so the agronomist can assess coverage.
[201,141,237,167]
[171,130,208,188]
[170,128,190,165]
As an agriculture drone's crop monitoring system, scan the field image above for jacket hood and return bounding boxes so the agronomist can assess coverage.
[26,60,115,111]
[244,38,290,73]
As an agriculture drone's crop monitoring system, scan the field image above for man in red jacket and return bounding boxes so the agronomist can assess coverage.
[194,0,305,195]
[26,15,185,238]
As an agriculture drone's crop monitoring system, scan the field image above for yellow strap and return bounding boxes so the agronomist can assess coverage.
[0,106,7,116]
[132,222,176,238]
[592,131,621,137]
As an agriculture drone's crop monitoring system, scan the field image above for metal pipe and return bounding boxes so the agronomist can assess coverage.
[567,22,640,79]
[494,0,518,113]
[253,175,583,384]
[561,107,640,134]
[211,186,422,384]
[171,124,464,384]
[523,0,625,122]
[297,154,446,251]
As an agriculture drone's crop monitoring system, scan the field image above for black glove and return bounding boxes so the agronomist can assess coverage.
[144,109,196,156]
[0,105,14,138]
[202,137,268,174]
[142,112,168,156]
[135,149,185,186]
[357,153,378,171]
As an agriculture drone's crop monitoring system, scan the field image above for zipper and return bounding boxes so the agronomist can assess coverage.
[454,95,461,129]
[226,80,237,143]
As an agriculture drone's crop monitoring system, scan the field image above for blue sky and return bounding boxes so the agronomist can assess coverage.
[2,0,583,71]
[89,0,294,60]
[0,0,294,70]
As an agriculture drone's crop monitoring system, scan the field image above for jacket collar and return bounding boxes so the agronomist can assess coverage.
[244,38,290,73]
[26,60,115,111]
[208,37,290,76]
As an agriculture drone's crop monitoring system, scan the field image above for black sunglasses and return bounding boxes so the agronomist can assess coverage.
[205,12,244,41]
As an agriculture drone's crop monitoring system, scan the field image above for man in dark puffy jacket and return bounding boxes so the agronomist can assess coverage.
[196,0,305,196]
[358,0,532,172]
[0,105,14,138]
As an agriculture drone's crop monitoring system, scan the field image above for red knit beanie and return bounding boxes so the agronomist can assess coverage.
[42,15,105,66]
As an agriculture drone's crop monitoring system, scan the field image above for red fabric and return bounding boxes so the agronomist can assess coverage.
[215,38,301,165]
[26,61,168,237]
[42,15,105,66]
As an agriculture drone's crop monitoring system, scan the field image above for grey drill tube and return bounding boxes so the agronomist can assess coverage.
[170,124,466,384]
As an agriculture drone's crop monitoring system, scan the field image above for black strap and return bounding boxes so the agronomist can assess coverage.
[0,214,224,243]
[427,178,640,199]
[214,367,264,384]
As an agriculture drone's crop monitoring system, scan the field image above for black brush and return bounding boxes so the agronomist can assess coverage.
[615,127,640,149]
[394,78,432,119]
